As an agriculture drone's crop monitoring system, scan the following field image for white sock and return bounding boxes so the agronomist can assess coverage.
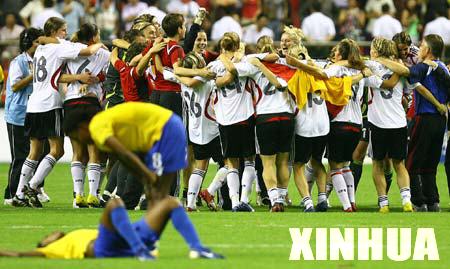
[342,166,355,203]
[187,169,205,209]
[277,187,287,204]
[255,175,261,193]
[240,161,255,203]
[400,187,411,205]
[378,195,389,207]
[16,159,38,198]
[318,192,327,204]
[305,162,316,194]
[227,168,240,208]
[29,155,57,190]
[331,169,351,210]
[207,166,227,195]
[268,188,278,206]
[88,163,101,196]
[71,161,85,196]
[302,196,314,209]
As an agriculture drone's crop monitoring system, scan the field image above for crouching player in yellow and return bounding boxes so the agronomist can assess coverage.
[0,102,224,260]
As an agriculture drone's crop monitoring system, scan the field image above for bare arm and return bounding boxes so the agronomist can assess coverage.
[112,39,130,50]
[110,47,119,66]
[218,54,237,76]
[216,72,235,88]
[173,64,216,79]
[286,54,328,80]
[59,73,98,84]
[415,84,447,115]
[248,58,282,88]
[79,43,104,57]
[11,75,32,92]
[105,136,157,185]
[176,76,203,88]
[380,73,400,89]
[0,250,45,257]
[260,53,279,63]
[136,39,167,77]
[376,58,410,76]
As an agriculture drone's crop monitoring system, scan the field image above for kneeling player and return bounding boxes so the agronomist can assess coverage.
[0,197,223,259]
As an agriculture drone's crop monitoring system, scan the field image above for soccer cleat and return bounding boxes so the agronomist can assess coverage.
[189,247,224,259]
[232,202,255,212]
[199,189,217,211]
[270,203,284,212]
[73,195,88,208]
[3,198,13,206]
[351,202,357,212]
[379,205,389,213]
[22,185,42,208]
[186,207,199,212]
[196,195,203,207]
[343,207,353,213]
[413,204,427,212]
[37,187,51,203]
[427,203,440,212]
[304,206,315,212]
[87,194,101,208]
[403,201,413,212]
[12,195,31,207]
[316,201,328,212]
[136,248,155,261]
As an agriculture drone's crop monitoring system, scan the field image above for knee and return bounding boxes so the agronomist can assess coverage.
[50,147,64,160]
[161,196,181,209]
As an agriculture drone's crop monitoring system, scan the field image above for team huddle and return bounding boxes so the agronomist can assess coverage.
[2,7,450,259]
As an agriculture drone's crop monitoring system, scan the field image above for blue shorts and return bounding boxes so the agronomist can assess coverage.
[94,218,159,258]
[145,114,187,176]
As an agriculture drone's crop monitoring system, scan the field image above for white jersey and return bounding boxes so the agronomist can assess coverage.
[208,59,256,125]
[323,65,362,125]
[65,48,111,101]
[27,41,84,113]
[295,92,329,137]
[365,60,407,129]
[181,76,219,145]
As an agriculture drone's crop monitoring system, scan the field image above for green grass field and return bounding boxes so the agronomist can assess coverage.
[0,163,449,269]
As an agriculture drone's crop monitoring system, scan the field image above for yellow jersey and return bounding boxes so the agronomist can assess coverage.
[36,229,98,259]
[89,102,173,153]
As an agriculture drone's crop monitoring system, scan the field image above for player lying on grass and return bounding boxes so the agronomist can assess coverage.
[0,197,223,259]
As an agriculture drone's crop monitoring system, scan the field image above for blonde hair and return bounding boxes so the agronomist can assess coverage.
[282,25,305,45]
[371,37,398,59]
[256,36,275,53]
[287,45,310,60]
[220,32,240,52]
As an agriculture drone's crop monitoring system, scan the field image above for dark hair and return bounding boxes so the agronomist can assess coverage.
[381,3,390,13]
[338,38,365,70]
[256,13,268,21]
[63,107,99,134]
[123,29,145,43]
[392,31,412,46]
[43,0,55,8]
[424,34,444,58]
[19,28,44,53]
[436,8,447,18]
[73,23,98,43]
[133,14,155,25]
[311,2,322,12]
[125,41,147,62]
[162,13,184,37]
[43,17,66,37]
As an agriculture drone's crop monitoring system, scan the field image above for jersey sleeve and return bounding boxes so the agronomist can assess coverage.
[8,60,25,86]
[169,46,185,65]
[408,63,429,84]
[113,59,127,72]
[235,62,260,79]
[57,42,85,60]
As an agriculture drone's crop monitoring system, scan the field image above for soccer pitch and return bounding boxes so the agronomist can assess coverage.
[0,163,449,269]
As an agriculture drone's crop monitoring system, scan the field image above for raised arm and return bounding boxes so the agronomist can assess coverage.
[112,39,130,50]
[376,58,410,76]
[286,54,328,80]
[105,136,157,185]
[79,43,105,57]
[136,39,167,77]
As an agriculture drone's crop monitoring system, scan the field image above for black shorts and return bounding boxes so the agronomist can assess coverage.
[25,109,64,139]
[63,96,102,132]
[370,123,407,160]
[219,116,256,158]
[327,122,361,163]
[360,118,370,142]
[150,90,182,117]
[192,136,224,162]
[256,113,294,155]
[294,135,327,163]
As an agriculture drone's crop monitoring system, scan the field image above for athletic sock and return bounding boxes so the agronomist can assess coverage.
[400,187,411,205]
[378,195,389,207]
[88,163,101,196]
[385,170,394,194]
[170,205,202,250]
[277,187,288,204]
[302,196,314,210]
[71,161,85,196]
[342,166,355,203]
[240,161,256,203]
[29,155,57,190]
[331,169,351,210]
[318,192,327,204]
[227,169,240,208]
[187,169,205,209]
[268,188,278,206]
[350,160,363,190]
[110,206,147,254]
[16,159,38,198]
[255,175,262,193]
[305,162,316,194]
[207,166,228,195]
